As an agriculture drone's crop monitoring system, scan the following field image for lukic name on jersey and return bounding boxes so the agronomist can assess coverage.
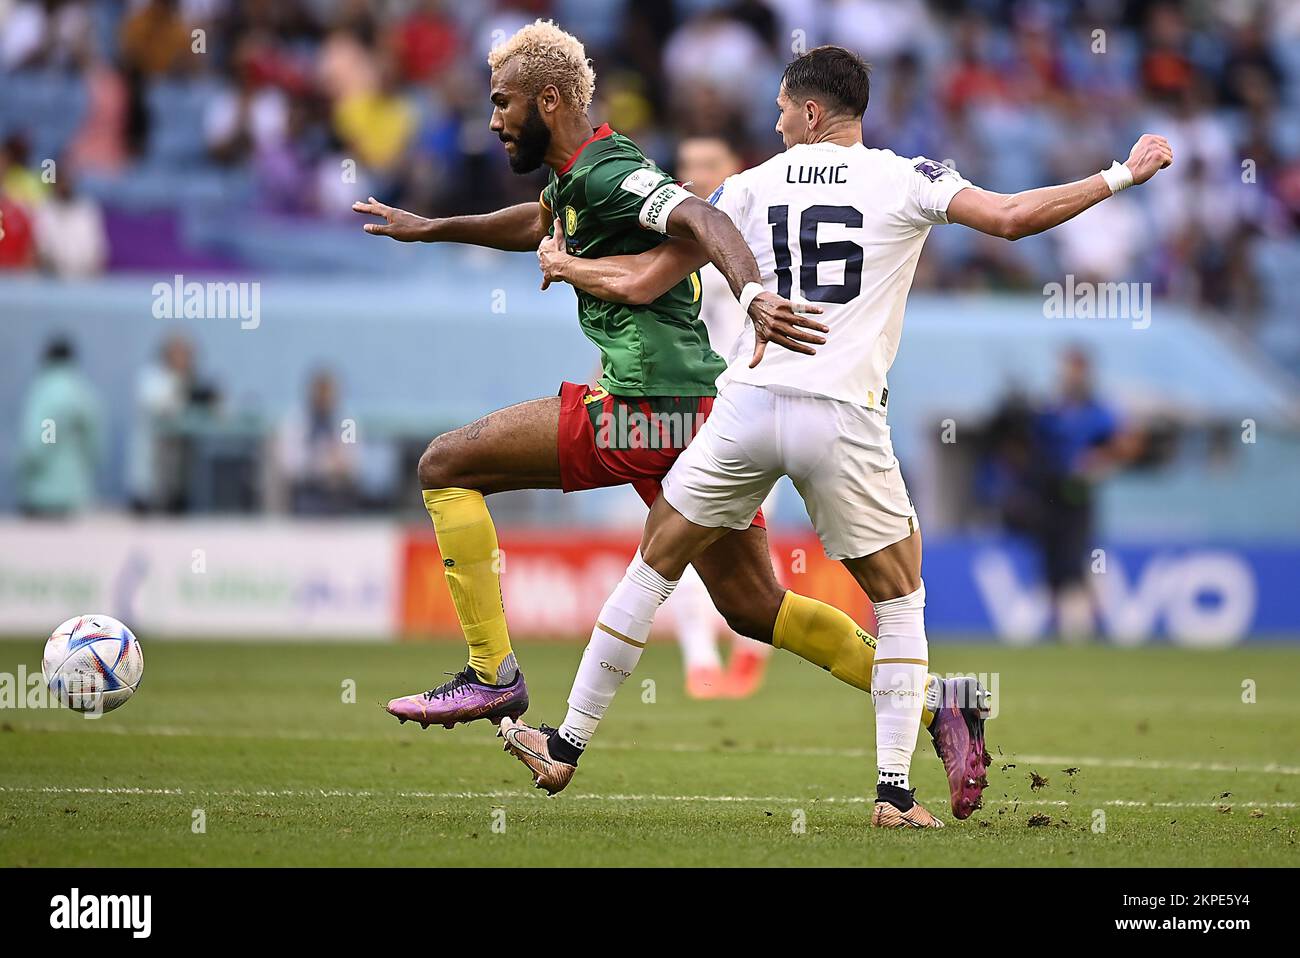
[786,163,849,184]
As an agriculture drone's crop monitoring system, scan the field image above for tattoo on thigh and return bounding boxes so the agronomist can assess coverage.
[464,415,491,440]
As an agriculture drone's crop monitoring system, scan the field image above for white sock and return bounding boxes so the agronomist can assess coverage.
[669,566,723,672]
[871,581,929,790]
[559,552,678,751]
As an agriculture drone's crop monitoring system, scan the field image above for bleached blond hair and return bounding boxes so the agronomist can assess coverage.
[487,20,596,112]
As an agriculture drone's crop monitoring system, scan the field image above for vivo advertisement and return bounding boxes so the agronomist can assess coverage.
[923,538,1298,646]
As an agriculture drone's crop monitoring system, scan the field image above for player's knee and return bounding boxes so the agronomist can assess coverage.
[722,609,775,643]
[417,433,468,490]
[706,571,784,642]
[717,592,781,643]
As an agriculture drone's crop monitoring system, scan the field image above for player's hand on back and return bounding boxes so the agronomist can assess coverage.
[1125,134,1173,186]
[351,197,431,241]
[747,292,827,368]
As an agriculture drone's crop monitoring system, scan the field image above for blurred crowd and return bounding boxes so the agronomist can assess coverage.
[0,0,1298,329]
[16,331,378,516]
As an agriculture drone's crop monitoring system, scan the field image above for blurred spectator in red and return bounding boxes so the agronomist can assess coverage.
[66,50,135,174]
[0,194,37,269]
[388,0,459,84]
[1140,2,1196,103]
[942,17,1008,114]
[0,135,41,269]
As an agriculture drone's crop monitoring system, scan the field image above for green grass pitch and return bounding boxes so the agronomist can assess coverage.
[1,637,1297,867]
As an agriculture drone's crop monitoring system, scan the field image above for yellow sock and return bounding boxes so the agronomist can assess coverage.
[772,591,938,727]
[422,488,515,685]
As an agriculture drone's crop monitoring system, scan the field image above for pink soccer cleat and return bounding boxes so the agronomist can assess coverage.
[927,675,992,820]
[385,666,528,729]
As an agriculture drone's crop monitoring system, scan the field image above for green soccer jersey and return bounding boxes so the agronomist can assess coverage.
[541,124,726,397]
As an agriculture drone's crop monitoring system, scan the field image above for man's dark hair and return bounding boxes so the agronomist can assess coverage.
[781,45,871,118]
[44,336,74,364]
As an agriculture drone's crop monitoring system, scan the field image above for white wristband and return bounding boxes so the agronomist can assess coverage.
[1100,160,1134,194]
[738,282,765,315]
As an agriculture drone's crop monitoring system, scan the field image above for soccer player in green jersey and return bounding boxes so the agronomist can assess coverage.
[353,20,954,760]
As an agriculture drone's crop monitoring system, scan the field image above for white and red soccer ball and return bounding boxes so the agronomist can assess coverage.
[42,615,144,714]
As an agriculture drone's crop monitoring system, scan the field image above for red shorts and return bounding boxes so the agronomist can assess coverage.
[556,381,765,528]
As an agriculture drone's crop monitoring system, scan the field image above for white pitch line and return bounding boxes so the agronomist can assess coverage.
[6,720,1300,777]
[0,785,1295,811]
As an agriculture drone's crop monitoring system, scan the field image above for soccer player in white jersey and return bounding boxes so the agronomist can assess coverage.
[669,136,773,700]
[509,46,1172,827]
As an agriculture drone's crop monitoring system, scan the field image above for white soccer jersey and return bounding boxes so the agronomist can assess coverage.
[709,142,973,409]
[696,262,746,359]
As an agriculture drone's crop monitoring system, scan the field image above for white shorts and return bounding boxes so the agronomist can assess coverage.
[662,382,917,561]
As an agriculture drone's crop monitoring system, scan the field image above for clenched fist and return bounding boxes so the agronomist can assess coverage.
[1125,134,1174,186]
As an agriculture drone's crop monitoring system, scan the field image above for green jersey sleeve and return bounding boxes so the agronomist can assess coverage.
[583,158,692,234]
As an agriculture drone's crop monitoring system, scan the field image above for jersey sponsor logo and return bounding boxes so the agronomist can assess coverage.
[582,385,609,405]
[785,163,848,184]
[619,167,663,197]
[563,205,578,235]
[914,159,955,182]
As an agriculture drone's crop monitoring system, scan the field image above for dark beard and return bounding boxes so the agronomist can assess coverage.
[502,102,551,174]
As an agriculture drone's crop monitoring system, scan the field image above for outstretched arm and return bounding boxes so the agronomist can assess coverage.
[947,134,1173,240]
[352,197,549,252]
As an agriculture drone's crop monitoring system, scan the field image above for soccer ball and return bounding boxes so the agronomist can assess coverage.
[42,615,144,715]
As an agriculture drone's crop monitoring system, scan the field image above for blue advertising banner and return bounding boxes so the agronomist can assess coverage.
[923,537,1300,645]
